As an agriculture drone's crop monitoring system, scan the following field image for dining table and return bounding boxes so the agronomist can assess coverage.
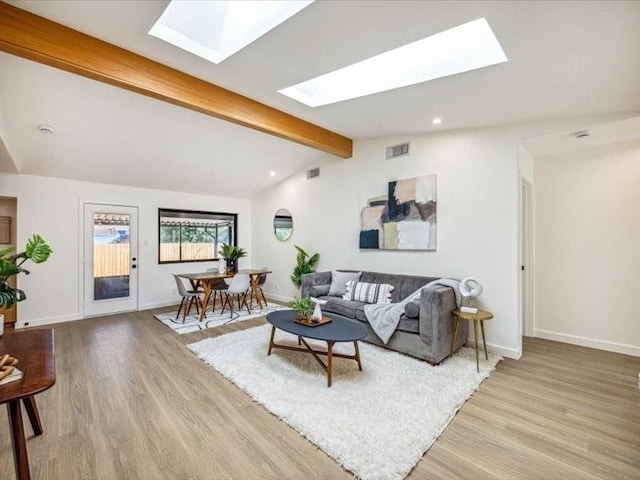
[178,268,272,322]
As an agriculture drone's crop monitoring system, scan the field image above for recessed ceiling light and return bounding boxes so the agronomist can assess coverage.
[149,0,314,64]
[279,18,507,107]
[432,118,442,125]
[270,171,276,177]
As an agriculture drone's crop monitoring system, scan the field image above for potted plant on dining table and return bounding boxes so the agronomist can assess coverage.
[218,243,247,275]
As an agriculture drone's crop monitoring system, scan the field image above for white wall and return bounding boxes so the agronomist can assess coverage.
[517,142,535,182]
[535,140,640,356]
[252,127,525,358]
[0,173,251,327]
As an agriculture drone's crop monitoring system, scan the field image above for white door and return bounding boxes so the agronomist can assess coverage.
[84,203,138,317]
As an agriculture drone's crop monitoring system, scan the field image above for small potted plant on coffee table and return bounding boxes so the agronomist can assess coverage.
[289,297,313,324]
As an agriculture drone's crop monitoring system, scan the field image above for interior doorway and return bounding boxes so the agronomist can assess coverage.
[83,203,138,317]
[520,179,534,337]
[0,196,17,327]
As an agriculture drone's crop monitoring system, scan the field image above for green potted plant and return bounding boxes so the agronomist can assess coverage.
[218,243,247,274]
[0,235,52,324]
[289,296,312,321]
[290,245,319,289]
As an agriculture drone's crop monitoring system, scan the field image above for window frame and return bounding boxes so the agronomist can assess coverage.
[157,208,238,264]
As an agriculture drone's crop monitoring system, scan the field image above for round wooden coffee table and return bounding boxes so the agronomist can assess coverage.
[266,310,367,387]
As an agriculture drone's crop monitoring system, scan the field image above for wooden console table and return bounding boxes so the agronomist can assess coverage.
[0,329,56,480]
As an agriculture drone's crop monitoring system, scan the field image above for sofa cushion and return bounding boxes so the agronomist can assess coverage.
[360,271,439,302]
[404,299,420,318]
[343,281,394,304]
[354,307,419,334]
[309,284,331,297]
[397,315,420,334]
[328,270,362,297]
[317,296,364,319]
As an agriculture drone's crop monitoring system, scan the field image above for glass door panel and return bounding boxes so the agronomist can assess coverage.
[93,213,130,300]
[84,204,138,317]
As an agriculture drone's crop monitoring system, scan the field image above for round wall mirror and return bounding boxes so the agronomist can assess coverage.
[273,208,293,241]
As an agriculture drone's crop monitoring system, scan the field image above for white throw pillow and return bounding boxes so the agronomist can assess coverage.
[343,281,394,304]
[328,270,362,297]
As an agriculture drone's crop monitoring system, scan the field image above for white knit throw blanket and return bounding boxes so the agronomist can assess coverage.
[363,278,461,344]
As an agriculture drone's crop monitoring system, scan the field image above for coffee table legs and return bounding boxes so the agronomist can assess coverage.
[354,341,362,371]
[327,341,333,387]
[267,326,276,355]
[267,330,362,387]
[7,400,31,480]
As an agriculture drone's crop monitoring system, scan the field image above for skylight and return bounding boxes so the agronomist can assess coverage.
[149,0,315,64]
[279,18,507,107]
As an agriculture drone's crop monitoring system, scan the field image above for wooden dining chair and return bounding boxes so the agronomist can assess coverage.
[221,273,251,319]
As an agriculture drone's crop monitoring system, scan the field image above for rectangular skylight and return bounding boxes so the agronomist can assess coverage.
[149,0,314,64]
[279,18,507,107]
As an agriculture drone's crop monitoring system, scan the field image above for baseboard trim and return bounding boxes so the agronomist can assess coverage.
[140,300,181,311]
[14,301,182,329]
[15,313,81,329]
[264,292,294,304]
[534,329,640,357]
[465,339,521,360]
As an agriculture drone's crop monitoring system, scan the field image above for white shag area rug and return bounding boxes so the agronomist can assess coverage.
[154,303,286,334]
[188,324,501,480]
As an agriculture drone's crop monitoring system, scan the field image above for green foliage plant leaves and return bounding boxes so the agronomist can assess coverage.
[0,234,52,309]
[218,243,247,262]
[25,234,53,263]
[290,245,320,289]
[289,296,312,316]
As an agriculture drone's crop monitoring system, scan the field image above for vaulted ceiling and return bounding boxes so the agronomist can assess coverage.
[1,0,639,196]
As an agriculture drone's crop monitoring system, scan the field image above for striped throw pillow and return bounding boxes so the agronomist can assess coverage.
[343,281,394,304]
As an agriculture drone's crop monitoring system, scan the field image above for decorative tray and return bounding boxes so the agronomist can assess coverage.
[294,317,332,327]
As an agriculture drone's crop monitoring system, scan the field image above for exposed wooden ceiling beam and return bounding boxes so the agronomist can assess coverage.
[0,2,353,158]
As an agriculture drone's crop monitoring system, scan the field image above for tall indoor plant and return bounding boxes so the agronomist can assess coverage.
[218,243,247,274]
[0,234,52,309]
[290,245,320,289]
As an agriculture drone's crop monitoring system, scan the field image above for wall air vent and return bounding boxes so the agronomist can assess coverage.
[386,142,410,160]
[306,167,320,179]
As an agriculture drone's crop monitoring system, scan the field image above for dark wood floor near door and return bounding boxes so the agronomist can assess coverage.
[0,308,638,479]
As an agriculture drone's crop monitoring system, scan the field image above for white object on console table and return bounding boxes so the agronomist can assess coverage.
[460,306,478,314]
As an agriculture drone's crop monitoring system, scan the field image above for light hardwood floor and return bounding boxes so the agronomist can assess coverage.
[1,308,639,479]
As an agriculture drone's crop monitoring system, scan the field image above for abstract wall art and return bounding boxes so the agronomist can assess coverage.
[359,174,436,251]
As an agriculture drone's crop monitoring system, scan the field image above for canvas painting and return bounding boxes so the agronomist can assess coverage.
[359,174,436,250]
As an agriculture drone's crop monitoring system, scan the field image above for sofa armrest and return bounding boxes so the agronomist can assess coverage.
[301,271,332,298]
[419,285,464,363]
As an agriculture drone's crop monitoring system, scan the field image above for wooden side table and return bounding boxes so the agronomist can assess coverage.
[451,309,493,372]
[0,329,56,480]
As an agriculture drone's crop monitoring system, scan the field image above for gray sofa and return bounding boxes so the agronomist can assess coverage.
[301,270,466,364]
